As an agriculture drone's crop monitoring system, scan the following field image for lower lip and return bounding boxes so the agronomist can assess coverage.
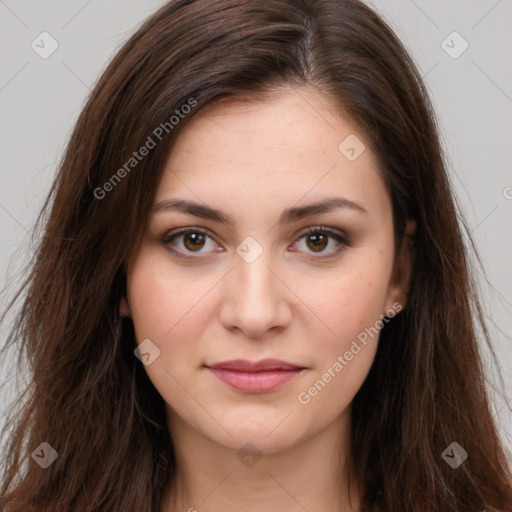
[206,367,304,393]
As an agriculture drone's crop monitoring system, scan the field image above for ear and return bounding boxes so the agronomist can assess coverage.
[385,219,416,313]
[119,295,131,317]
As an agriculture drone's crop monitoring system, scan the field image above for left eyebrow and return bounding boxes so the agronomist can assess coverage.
[152,196,368,226]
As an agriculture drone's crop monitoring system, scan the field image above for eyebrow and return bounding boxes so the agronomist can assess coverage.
[152,196,367,225]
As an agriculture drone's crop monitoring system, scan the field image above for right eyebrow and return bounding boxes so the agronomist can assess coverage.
[152,196,368,226]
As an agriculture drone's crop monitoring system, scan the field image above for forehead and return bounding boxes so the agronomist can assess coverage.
[155,86,389,224]
[166,87,367,166]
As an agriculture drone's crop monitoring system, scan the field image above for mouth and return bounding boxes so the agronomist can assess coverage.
[204,358,307,393]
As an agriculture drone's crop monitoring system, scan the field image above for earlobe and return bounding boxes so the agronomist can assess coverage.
[119,295,131,317]
[385,219,417,312]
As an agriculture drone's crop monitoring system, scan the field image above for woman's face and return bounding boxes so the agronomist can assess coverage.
[122,86,412,454]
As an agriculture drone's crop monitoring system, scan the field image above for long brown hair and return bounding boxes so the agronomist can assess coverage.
[1,0,511,510]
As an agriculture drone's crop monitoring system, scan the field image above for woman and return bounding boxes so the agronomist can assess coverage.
[1,0,511,510]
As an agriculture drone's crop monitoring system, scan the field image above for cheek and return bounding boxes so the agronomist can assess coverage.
[126,251,216,384]
[304,257,392,354]
[127,257,215,417]
[128,246,207,338]
[294,251,392,408]
[294,275,386,416]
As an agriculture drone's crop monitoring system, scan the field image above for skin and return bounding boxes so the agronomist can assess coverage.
[120,85,415,512]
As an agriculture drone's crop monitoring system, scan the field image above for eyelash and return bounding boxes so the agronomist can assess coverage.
[159,226,350,261]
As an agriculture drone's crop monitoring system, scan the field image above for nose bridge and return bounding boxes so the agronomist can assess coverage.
[237,248,274,300]
[220,238,289,337]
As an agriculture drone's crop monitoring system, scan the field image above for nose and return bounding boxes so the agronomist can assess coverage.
[218,247,292,339]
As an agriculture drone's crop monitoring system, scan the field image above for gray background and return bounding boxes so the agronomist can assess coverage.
[1,0,511,457]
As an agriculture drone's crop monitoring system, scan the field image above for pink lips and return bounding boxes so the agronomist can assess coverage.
[205,358,306,393]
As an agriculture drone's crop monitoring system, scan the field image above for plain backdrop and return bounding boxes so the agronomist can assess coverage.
[1,0,511,458]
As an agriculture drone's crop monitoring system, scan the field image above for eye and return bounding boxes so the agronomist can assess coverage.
[291,226,350,258]
[160,227,220,259]
[160,226,350,260]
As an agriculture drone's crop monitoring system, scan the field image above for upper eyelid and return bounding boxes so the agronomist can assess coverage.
[161,225,348,251]
[161,226,218,243]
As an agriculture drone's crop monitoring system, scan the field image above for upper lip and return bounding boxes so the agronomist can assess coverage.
[206,358,305,372]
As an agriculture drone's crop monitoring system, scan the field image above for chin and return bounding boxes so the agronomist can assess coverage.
[216,428,301,456]
[205,411,304,454]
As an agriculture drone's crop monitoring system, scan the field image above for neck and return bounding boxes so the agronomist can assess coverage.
[161,406,360,512]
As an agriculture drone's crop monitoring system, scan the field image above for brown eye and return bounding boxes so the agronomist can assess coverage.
[161,226,349,261]
[306,232,329,252]
[161,227,220,258]
[182,231,206,251]
[292,227,350,258]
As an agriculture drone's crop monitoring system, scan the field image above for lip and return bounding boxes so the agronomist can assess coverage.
[205,359,307,393]
[207,358,304,372]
